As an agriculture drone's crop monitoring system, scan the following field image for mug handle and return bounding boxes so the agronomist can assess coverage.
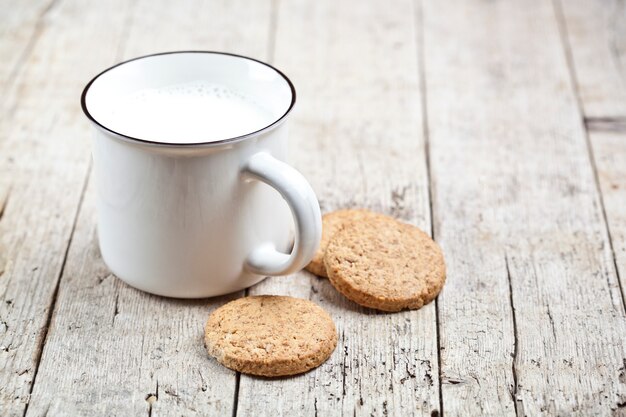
[241,152,322,276]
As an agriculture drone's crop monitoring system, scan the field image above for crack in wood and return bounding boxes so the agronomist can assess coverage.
[584,117,626,132]
[163,386,178,397]
[231,372,241,417]
[0,186,11,222]
[145,379,159,417]
[444,379,463,385]
[197,369,207,392]
[0,184,11,277]
[546,304,557,341]
[112,293,120,326]
[0,316,8,333]
[341,333,348,398]
[230,290,251,416]
[97,273,113,285]
[505,255,520,417]
[390,185,410,219]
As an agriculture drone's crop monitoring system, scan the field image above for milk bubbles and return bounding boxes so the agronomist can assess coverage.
[106,80,274,143]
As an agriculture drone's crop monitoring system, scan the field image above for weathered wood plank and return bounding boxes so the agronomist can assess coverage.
[236,0,439,416]
[122,0,273,61]
[0,1,134,415]
[424,0,626,415]
[556,0,626,119]
[24,0,273,415]
[558,0,626,314]
[0,0,55,97]
[0,0,63,269]
[590,129,626,315]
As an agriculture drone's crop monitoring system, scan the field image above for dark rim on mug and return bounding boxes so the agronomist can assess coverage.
[80,50,297,147]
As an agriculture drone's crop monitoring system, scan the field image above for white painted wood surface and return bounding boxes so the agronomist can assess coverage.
[589,128,626,331]
[0,0,52,98]
[424,0,626,415]
[557,0,626,119]
[0,0,625,416]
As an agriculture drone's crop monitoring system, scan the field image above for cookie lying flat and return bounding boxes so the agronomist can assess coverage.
[306,209,386,277]
[204,295,337,377]
[324,217,445,312]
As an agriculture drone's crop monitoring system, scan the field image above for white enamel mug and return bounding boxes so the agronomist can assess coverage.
[81,51,321,298]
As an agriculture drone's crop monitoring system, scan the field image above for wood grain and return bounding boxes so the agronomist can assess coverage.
[25,182,240,416]
[556,0,626,119]
[590,129,626,316]
[22,0,273,416]
[423,0,626,415]
[0,0,55,100]
[0,1,134,414]
[236,0,440,416]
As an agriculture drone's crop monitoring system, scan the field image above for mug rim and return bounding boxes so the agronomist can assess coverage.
[80,50,297,148]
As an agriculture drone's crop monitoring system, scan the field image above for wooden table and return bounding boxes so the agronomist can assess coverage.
[1,0,625,415]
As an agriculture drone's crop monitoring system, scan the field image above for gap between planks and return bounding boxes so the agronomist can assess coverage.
[20,163,92,417]
[414,0,444,415]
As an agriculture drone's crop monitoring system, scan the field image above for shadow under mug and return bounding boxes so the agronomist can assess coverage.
[81,51,322,298]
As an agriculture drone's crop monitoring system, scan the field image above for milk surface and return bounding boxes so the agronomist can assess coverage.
[107,81,273,143]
